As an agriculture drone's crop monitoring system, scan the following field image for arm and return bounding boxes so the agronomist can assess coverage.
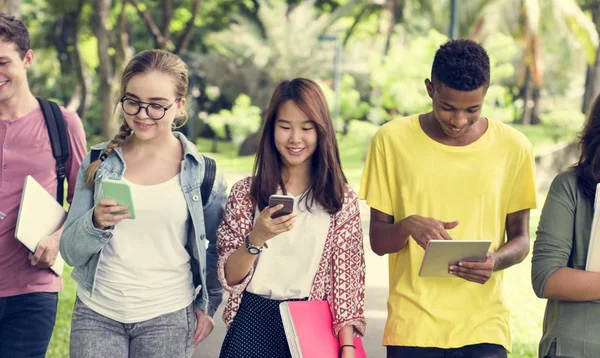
[494,209,530,270]
[369,209,459,255]
[201,171,227,317]
[224,205,295,286]
[193,172,228,345]
[449,209,530,284]
[338,325,355,358]
[223,234,261,286]
[369,209,408,255]
[532,175,600,301]
[59,156,114,267]
[216,180,258,294]
[33,111,87,269]
[451,142,537,283]
[331,193,366,338]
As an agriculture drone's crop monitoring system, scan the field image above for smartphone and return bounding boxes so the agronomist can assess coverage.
[269,195,294,219]
[101,179,136,219]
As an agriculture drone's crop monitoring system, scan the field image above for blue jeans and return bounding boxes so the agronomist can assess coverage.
[70,297,195,358]
[0,292,58,358]
[387,344,507,358]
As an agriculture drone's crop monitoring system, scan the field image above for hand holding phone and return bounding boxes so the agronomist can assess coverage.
[93,179,136,229]
[249,195,296,246]
[268,195,294,219]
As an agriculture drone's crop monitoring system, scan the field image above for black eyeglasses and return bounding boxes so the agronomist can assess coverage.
[120,96,180,120]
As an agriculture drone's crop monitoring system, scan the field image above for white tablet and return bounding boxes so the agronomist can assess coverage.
[15,176,66,276]
[418,240,492,277]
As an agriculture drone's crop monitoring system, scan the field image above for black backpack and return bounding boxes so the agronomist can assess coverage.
[90,143,217,206]
[38,98,69,206]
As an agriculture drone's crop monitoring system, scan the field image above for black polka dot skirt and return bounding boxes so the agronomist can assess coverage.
[219,292,308,358]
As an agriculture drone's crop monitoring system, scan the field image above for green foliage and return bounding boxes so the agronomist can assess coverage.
[188,0,361,111]
[208,94,262,145]
[319,75,371,130]
[369,29,448,120]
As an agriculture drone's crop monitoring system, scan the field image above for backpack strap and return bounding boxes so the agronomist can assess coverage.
[37,98,70,205]
[90,149,102,163]
[201,156,216,206]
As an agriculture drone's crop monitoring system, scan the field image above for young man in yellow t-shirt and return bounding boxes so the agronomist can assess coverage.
[360,39,537,357]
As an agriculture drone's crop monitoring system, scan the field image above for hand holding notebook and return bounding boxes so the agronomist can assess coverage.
[15,176,66,275]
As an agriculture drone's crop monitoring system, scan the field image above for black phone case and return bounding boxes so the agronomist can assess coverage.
[269,197,294,219]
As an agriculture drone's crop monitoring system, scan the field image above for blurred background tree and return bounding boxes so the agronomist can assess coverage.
[9,0,598,148]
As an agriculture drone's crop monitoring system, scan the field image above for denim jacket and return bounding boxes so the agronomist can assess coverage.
[60,132,226,317]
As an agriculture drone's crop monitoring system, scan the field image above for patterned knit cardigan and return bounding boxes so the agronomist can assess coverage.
[216,177,366,336]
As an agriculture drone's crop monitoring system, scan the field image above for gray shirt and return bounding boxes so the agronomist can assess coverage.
[532,169,600,358]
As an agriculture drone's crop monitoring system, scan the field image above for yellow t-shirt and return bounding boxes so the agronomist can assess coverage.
[359,114,537,350]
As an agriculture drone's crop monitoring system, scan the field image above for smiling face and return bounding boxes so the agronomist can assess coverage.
[122,71,185,141]
[0,40,32,104]
[273,100,318,170]
[426,79,486,139]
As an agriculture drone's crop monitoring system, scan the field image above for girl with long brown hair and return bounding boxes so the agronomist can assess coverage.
[216,78,366,358]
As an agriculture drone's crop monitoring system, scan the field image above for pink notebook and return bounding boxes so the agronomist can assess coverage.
[279,300,367,358]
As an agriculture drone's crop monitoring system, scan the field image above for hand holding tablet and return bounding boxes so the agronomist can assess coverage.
[418,240,492,278]
[448,252,496,284]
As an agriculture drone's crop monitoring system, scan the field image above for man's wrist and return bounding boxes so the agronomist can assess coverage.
[490,251,499,271]
[395,217,412,247]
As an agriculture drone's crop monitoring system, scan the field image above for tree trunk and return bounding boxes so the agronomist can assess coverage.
[92,0,118,139]
[114,0,132,72]
[531,85,541,125]
[383,0,397,56]
[131,0,172,49]
[0,0,23,18]
[582,2,600,113]
[519,67,534,126]
[175,0,202,55]
[53,1,90,118]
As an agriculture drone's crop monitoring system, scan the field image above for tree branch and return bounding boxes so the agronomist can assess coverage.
[115,0,132,70]
[162,0,173,40]
[342,3,373,47]
[175,0,202,54]
[130,0,170,48]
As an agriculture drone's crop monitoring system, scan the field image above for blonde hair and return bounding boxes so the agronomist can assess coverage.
[85,50,190,186]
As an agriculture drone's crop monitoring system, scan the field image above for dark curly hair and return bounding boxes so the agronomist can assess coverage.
[575,95,600,202]
[431,39,490,91]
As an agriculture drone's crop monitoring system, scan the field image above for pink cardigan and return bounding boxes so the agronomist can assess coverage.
[216,177,366,336]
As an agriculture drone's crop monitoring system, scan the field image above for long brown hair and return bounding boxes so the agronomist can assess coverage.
[250,78,347,214]
[576,94,600,202]
[84,50,189,186]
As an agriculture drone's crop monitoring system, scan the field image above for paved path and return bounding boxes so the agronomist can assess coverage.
[193,202,389,357]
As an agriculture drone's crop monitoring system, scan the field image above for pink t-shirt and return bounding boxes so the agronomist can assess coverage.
[0,105,87,297]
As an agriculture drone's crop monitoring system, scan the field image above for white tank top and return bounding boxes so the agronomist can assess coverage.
[78,174,194,323]
[246,194,331,299]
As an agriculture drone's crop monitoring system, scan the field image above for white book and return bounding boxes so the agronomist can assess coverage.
[586,183,600,271]
[14,176,66,276]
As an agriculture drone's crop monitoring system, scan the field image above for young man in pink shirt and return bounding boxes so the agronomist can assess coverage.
[0,14,86,358]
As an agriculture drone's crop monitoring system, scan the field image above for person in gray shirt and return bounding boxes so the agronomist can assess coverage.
[532,93,600,358]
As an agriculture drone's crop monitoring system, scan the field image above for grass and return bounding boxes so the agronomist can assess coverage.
[47,124,567,357]
[47,266,76,358]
